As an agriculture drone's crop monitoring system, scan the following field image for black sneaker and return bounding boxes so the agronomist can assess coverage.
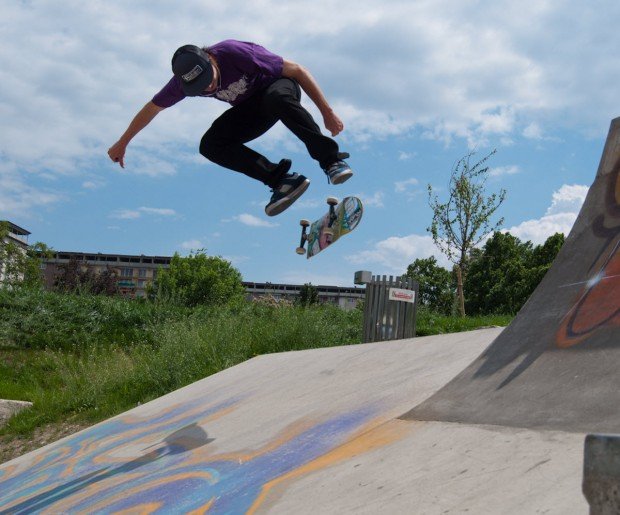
[324,155,353,184]
[265,173,310,216]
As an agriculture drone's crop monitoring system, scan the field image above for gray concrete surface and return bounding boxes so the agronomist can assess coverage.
[0,330,500,513]
[267,421,586,514]
[0,399,32,427]
[405,117,620,433]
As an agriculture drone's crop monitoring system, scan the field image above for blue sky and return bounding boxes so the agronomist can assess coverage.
[1,1,617,286]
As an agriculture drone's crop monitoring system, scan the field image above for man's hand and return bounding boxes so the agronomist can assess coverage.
[282,59,344,137]
[323,110,344,137]
[108,141,127,168]
[107,102,165,168]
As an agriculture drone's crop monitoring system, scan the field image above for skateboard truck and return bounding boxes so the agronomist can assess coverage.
[296,197,340,255]
[296,219,310,255]
[323,197,339,243]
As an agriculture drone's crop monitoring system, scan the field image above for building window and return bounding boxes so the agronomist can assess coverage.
[138,269,147,278]
[121,268,133,278]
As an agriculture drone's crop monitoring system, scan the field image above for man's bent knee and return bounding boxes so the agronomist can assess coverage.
[199,133,219,161]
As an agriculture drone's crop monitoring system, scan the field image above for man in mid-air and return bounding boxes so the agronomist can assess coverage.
[108,40,353,216]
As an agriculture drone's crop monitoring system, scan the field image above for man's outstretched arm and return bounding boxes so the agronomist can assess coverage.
[282,59,344,137]
[108,101,165,168]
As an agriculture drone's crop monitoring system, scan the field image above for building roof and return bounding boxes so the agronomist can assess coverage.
[1,221,31,236]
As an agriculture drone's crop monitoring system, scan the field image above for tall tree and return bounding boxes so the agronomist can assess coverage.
[405,257,455,314]
[427,150,506,315]
[465,232,532,315]
[465,231,565,315]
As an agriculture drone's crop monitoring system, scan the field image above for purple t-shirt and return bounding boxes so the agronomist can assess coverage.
[152,40,284,108]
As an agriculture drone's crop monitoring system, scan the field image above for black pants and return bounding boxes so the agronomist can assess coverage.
[199,78,340,188]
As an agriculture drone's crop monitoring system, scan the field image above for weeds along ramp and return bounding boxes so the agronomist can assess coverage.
[404,117,620,433]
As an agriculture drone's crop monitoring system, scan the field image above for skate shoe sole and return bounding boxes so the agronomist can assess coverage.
[265,178,310,216]
[329,169,353,185]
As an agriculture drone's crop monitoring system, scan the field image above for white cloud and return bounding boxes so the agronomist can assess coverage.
[356,191,385,208]
[82,180,106,190]
[181,239,205,250]
[138,207,177,217]
[348,234,450,274]
[523,122,543,140]
[336,104,414,143]
[395,178,420,193]
[504,184,589,244]
[290,197,322,210]
[233,214,279,228]
[0,165,63,218]
[398,151,415,161]
[111,209,141,220]
[110,207,177,220]
[545,184,589,216]
[222,255,251,266]
[2,1,620,184]
[489,165,520,177]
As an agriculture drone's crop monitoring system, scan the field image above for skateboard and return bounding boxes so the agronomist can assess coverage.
[296,196,363,258]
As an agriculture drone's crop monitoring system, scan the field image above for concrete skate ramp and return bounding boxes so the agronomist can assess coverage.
[0,330,500,513]
[404,118,620,433]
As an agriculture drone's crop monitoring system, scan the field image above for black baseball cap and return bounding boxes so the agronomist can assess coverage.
[171,45,214,96]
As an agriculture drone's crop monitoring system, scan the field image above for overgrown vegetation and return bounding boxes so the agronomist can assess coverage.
[0,286,510,450]
[465,231,564,314]
[297,283,319,306]
[0,244,518,464]
[405,231,565,316]
[0,288,362,436]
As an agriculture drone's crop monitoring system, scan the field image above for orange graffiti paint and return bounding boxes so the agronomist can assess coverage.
[556,166,620,347]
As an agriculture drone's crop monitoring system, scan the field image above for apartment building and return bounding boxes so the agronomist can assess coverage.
[40,253,365,307]
[0,221,31,284]
[243,281,365,310]
[41,252,172,298]
[5,222,364,306]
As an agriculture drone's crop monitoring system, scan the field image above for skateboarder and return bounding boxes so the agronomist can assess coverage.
[108,40,353,216]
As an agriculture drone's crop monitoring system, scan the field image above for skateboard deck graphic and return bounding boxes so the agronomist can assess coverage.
[296,196,363,258]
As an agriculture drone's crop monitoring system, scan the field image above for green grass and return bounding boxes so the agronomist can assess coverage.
[416,307,512,336]
[0,288,512,442]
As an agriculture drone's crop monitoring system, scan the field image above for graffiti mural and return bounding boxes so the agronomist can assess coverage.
[0,393,404,514]
[556,163,620,347]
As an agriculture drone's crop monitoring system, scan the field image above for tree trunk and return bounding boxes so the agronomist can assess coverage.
[456,265,466,317]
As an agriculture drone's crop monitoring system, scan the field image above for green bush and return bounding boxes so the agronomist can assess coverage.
[152,251,245,307]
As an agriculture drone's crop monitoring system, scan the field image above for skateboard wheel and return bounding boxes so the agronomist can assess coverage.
[300,219,310,227]
[296,247,306,255]
[324,228,334,237]
[326,196,338,206]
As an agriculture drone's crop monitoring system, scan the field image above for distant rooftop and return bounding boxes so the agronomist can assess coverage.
[1,221,31,237]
